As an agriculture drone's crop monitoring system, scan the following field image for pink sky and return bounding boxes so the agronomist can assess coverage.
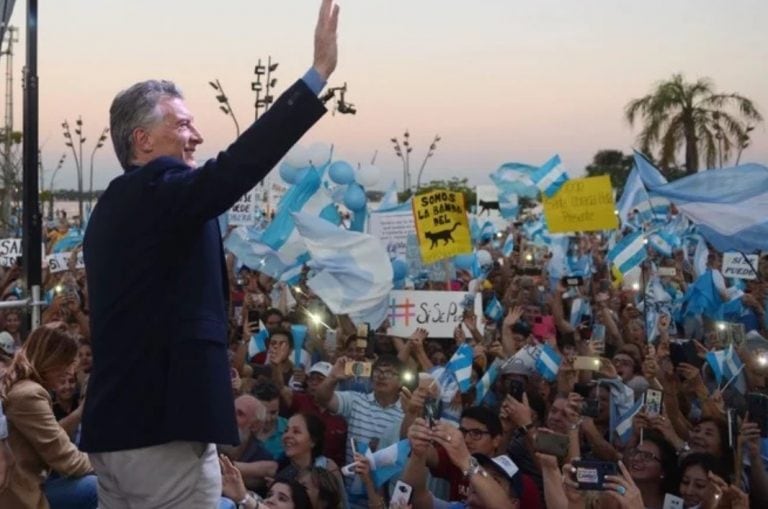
[6,0,767,191]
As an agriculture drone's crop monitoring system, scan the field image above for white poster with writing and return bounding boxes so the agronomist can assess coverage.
[369,211,416,259]
[722,252,759,280]
[386,290,483,339]
[0,238,21,267]
[45,251,85,273]
[229,189,259,226]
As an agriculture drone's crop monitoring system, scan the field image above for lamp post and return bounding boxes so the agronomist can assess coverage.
[47,153,66,220]
[208,79,240,136]
[252,57,279,121]
[61,117,86,226]
[88,127,109,207]
[319,82,356,115]
[390,130,412,192]
[416,135,441,189]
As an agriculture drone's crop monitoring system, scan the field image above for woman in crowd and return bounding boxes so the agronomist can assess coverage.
[678,453,731,509]
[623,431,678,509]
[0,323,96,509]
[221,453,313,509]
[1,309,23,348]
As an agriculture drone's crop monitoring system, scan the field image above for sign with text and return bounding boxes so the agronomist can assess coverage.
[45,251,85,273]
[369,211,416,259]
[387,290,483,339]
[722,252,759,280]
[229,189,259,226]
[543,176,618,233]
[0,238,21,267]
[413,189,472,264]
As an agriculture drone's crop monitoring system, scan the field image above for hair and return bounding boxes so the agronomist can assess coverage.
[109,80,183,170]
[252,381,280,403]
[640,431,679,494]
[0,325,79,401]
[269,327,295,349]
[294,413,326,460]
[372,354,403,374]
[461,406,503,437]
[305,466,342,509]
[270,477,313,509]
[694,417,733,467]
[264,308,284,323]
[679,452,732,485]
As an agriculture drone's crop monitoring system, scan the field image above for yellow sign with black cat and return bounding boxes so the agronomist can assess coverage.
[412,189,472,264]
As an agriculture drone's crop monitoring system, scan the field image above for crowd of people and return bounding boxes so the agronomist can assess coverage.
[0,210,766,509]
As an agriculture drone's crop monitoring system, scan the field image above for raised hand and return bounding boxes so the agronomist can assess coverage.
[313,0,340,80]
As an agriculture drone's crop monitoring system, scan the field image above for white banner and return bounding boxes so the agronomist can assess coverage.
[45,251,85,273]
[0,238,21,267]
[369,211,416,259]
[722,252,759,280]
[229,189,259,226]
[386,290,483,339]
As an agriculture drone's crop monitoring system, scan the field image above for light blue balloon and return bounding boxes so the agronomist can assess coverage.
[392,258,408,281]
[454,253,476,271]
[343,183,367,211]
[295,167,311,183]
[328,160,356,185]
[279,161,299,184]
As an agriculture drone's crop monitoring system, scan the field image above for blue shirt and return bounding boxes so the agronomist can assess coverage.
[262,417,288,459]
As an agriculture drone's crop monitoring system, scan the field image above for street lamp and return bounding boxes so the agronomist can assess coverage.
[391,130,412,191]
[46,153,66,220]
[252,57,279,120]
[89,127,109,207]
[61,117,86,226]
[319,82,356,115]
[209,79,240,136]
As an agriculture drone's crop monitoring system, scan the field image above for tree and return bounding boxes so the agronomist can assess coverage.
[584,149,634,192]
[625,74,763,175]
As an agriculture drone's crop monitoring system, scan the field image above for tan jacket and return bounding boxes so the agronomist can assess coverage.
[0,380,92,509]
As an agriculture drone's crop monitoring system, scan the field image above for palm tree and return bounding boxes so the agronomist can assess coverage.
[625,74,762,174]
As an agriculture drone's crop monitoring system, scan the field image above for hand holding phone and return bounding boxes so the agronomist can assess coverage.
[390,480,413,506]
[572,460,618,490]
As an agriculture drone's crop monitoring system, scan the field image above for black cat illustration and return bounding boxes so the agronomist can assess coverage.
[478,199,500,215]
[425,223,461,248]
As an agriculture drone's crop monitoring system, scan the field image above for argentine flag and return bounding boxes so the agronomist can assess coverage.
[600,378,642,445]
[607,230,647,275]
[445,343,475,393]
[248,329,269,359]
[498,190,519,220]
[474,359,502,405]
[648,231,677,257]
[484,296,504,323]
[342,440,412,488]
[489,161,540,198]
[502,233,515,257]
[534,344,562,382]
[706,345,745,390]
[530,154,569,198]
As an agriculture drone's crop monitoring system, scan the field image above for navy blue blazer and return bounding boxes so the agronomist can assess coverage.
[81,80,326,453]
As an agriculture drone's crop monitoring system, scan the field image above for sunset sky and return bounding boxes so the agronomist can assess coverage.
[5,0,768,191]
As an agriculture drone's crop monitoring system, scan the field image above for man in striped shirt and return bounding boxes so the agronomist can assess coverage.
[315,354,405,508]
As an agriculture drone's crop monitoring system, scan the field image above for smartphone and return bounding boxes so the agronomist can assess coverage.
[573,382,595,399]
[424,397,441,427]
[573,356,602,371]
[247,309,261,325]
[508,379,525,402]
[345,361,372,378]
[727,408,738,448]
[670,341,704,369]
[401,370,419,392]
[747,392,768,437]
[561,276,584,287]
[356,323,370,339]
[658,267,677,277]
[591,324,606,354]
[580,398,600,418]
[662,494,684,509]
[573,460,618,491]
[534,432,569,458]
[644,389,663,418]
[390,480,413,506]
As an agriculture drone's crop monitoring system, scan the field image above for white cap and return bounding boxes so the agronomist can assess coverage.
[0,331,15,356]
[309,361,332,377]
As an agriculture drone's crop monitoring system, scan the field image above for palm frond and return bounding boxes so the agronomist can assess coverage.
[696,123,718,169]
[660,113,685,168]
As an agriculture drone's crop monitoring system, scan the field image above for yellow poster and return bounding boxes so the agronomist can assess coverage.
[543,175,619,233]
[412,189,472,264]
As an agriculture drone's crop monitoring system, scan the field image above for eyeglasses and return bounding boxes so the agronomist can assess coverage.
[626,448,661,463]
[372,369,398,379]
[459,427,491,440]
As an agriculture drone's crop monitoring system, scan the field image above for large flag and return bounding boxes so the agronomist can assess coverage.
[292,211,393,329]
[530,155,569,198]
[498,190,519,220]
[634,152,768,253]
[489,162,540,198]
[607,230,647,275]
[678,270,741,321]
[444,343,474,393]
[600,378,642,445]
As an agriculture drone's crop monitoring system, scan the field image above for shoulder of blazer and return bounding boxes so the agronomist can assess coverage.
[6,380,50,405]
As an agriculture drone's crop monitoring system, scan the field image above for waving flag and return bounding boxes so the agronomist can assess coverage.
[600,378,642,445]
[498,190,519,220]
[248,329,269,359]
[534,344,562,382]
[607,230,647,275]
[530,154,569,198]
[502,233,515,257]
[444,343,474,393]
[648,231,677,257]
[484,296,504,323]
[52,228,84,253]
[377,181,400,212]
[617,167,651,227]
[293,211,393,329]
[633,151,669,189]
[706,345,745,388]
[342,440,412,488]
[489,162,540,198]
[474,359,502,404]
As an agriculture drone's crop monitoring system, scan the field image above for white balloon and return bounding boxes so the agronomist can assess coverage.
[305,142,332,167]
[356,163,381,187]
[283,145,309,168]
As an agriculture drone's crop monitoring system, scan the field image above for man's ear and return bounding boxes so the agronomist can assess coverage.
[132,127,153,155]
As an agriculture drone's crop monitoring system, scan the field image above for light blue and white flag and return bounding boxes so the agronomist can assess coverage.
[292,211,393,329]
[474,359,502,404]
[489,162,540,198]
[342,440,412,488]
[377,181,400,212]
[607,230,647,275]
[530,154,569,198]
[635,153,768,253]
[479,221,496,243]
[52,228,83,253]
[291,324,308,366]
[614,397,644,445]
[248,329,269,359]
[633,151,668,189]
[600,378,641,445]
[648,231,677,257]
[498,190,519,220]
[444,343,475,393]
[616,167,651,227]
[569,298,592,328]
[484,296,504,323]
[706,345,744,388]
[502,233,515,257]
[534,344,562,382]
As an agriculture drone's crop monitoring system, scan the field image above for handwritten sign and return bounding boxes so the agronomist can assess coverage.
[542,176,618,233]
[369,210,416,259]
[413,189,472,264]
[0,238,21,267]
[45,251,85,273]
[722,252,759,280]
[387,290,483,339]
[229,189,259,226]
